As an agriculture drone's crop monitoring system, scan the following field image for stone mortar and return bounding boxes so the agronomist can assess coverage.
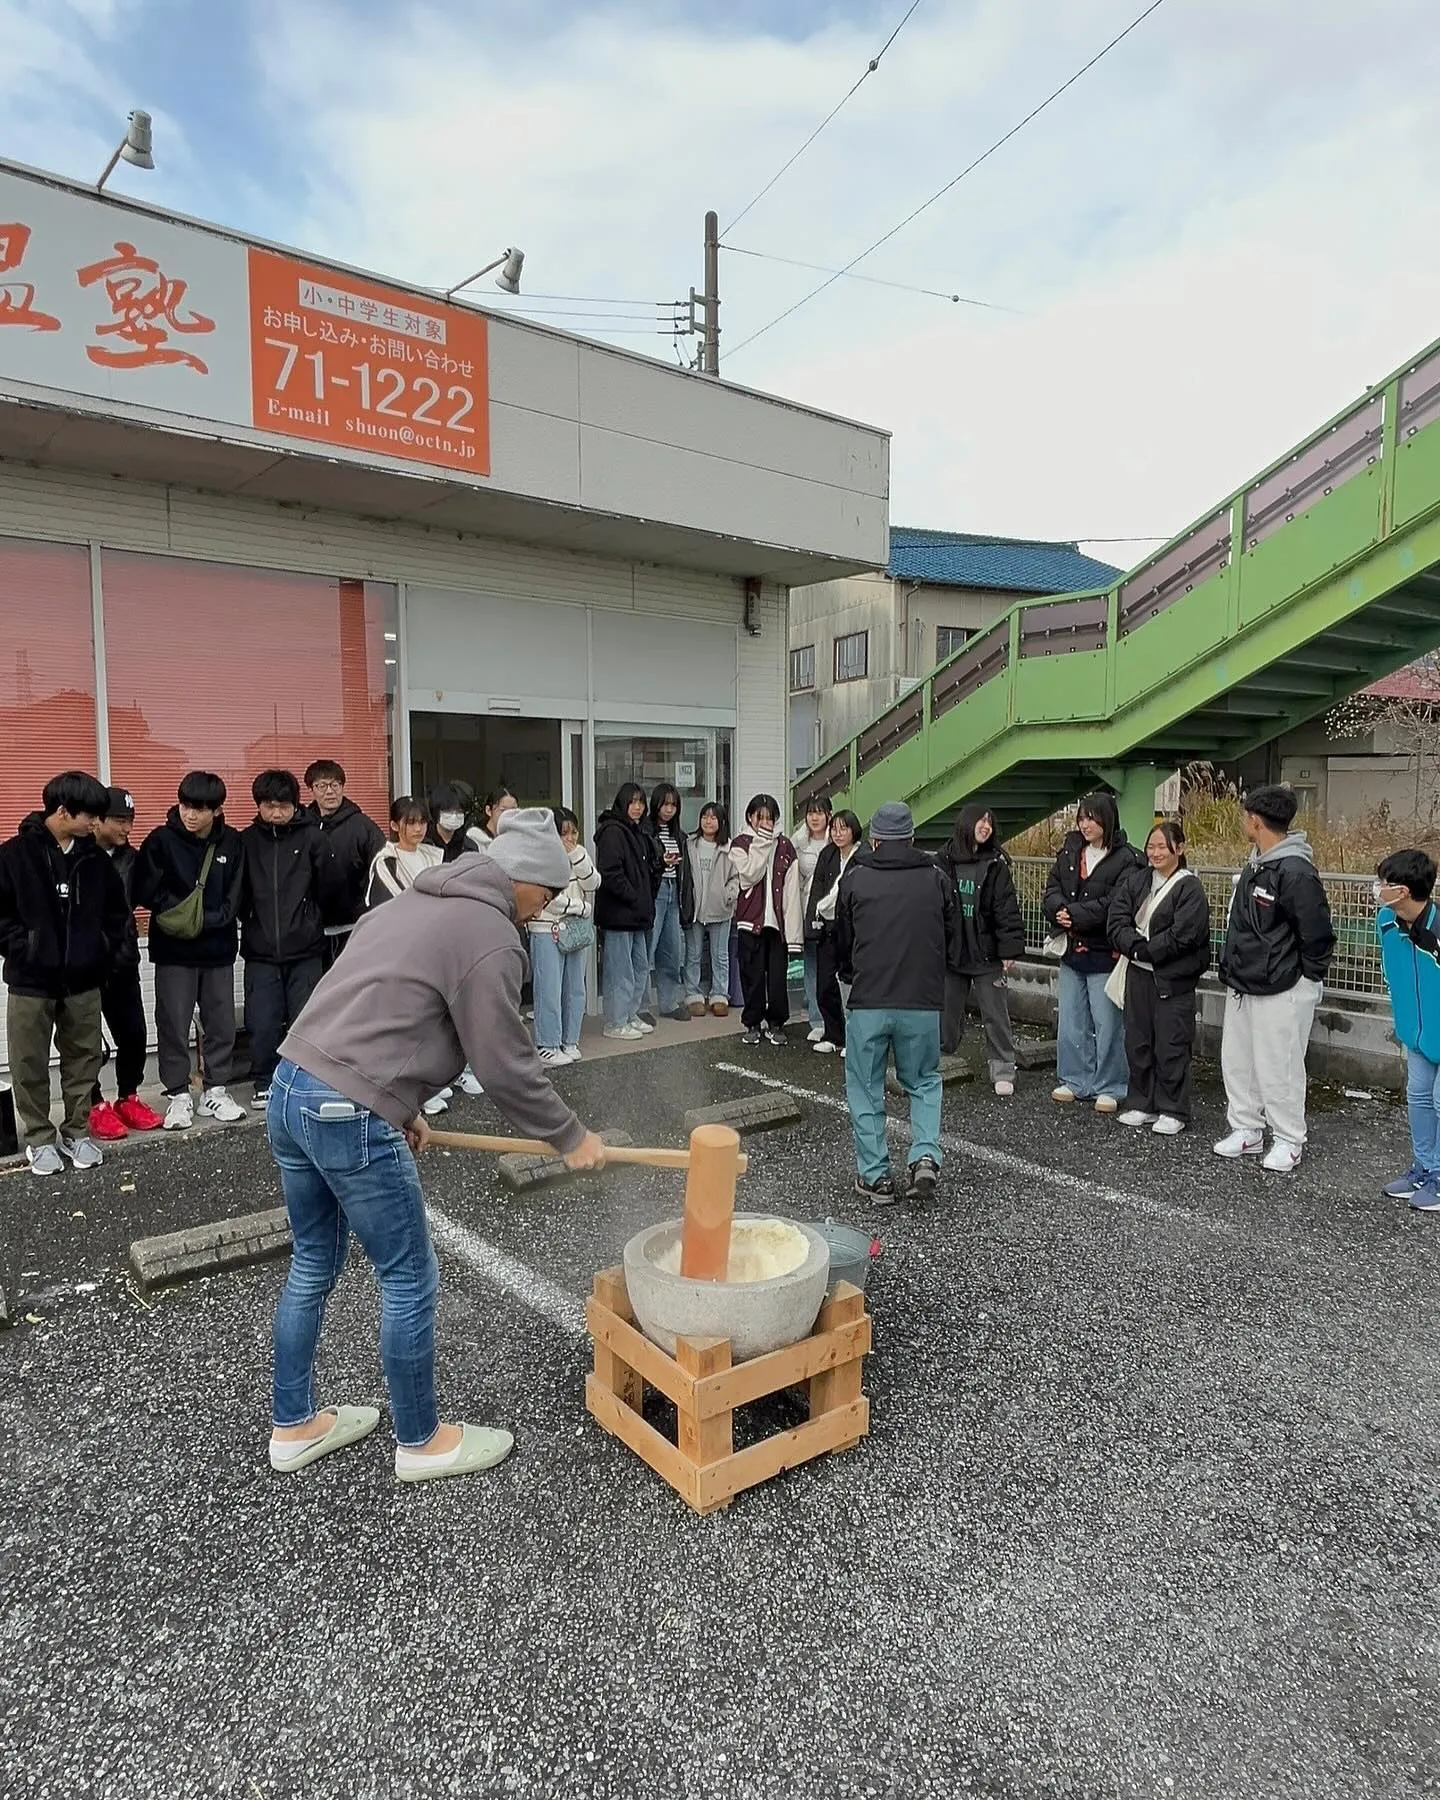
[622,1214,831,1362]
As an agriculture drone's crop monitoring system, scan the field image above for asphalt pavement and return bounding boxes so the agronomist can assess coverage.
[2,1033,1437,1800]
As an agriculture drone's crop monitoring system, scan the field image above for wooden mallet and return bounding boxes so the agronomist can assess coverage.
[426,1127,748,1177]
[678,1122,742,1282]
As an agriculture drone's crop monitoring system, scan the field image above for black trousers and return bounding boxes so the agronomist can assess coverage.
[92,963,149,1102]
[738,928,789,1030]
[1122,967,1196,1121]
[816,930,846,1047]
[244,957,324,1090]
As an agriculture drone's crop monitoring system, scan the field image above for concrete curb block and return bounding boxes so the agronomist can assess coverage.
[497,1128,634,1193]
[681,1093,803,1134]
[887,1054,971,1097]
[1015,1038,1059,1070]
[129,1206,292,1293]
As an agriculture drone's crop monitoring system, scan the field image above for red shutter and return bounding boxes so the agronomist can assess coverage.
[0,539,97,834]
[101,552,396,834]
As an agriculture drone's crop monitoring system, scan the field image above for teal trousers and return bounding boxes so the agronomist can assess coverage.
[844,1007,943,1183]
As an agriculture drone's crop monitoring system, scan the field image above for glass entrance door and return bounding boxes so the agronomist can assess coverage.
[593,725,732,830]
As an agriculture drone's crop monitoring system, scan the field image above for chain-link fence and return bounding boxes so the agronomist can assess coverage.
[1009,857,1382,1000]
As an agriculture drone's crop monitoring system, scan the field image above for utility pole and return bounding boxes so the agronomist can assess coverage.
[700,210,720,376]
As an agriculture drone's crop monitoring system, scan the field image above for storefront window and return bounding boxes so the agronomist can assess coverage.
[0,538,97,832]
[594,727,732,833]
[101,553,397,832]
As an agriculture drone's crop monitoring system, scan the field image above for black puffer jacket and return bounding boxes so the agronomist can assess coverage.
[934,845,1026,972]
[240,812,326,964]
[593,810,659,933]
[0,814,130,998]
[804,843,842,939]
[134,809,245,968]
[1043,830,1144,975]
[1107,866,1213,998]
[306,798,386,928]
[1219,834,1335,996]
[834,842,958,1011]
[644,818,695,930]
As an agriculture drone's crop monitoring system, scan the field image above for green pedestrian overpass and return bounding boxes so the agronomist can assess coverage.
[795,331,1440,844]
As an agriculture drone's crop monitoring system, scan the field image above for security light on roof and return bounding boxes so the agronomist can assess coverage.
[97,110,154,190]
[446,247,526,301]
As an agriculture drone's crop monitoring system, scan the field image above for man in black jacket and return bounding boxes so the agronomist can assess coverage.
[303,759,385,966]
[88,787,166,1140]
[835,800,957,1206]
[134,770,247,1131]
[0,771,129,1175]
[1215,784,1335,1173]
[240,770,327,1108]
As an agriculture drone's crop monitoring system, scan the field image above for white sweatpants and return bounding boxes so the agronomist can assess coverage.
[1221,980,1322,1148]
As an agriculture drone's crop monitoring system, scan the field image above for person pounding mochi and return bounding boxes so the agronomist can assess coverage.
[265,807,606,1484]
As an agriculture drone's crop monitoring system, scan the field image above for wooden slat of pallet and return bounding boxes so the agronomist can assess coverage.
[693,1399,870,1511]
[585,1374,699,1508]
[691,1316,872,1419]
[809,1286,868,1423]
[674,1335,733,1472]
[585,1299,698,1411]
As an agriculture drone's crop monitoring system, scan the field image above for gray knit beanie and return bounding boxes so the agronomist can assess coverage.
[869,801,916,842]
[486,807,573,890]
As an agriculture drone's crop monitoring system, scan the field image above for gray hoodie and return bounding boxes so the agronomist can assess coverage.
[280,855,584,1151]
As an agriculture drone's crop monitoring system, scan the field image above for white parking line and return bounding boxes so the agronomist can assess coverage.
[426,1206,585,1336]
[713,1062,1242,1241]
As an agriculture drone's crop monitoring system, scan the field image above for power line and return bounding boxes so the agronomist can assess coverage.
[488,306,680,323]
[727,0,1173,360]
[721,0,928,239]
[488,291,669,306]
[724,243,1024,312]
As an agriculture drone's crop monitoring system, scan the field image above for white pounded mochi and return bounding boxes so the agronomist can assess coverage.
[659,1218,809,1283]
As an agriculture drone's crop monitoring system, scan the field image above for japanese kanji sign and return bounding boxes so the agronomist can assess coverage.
[247,248,491,477]
[0,168,491,482]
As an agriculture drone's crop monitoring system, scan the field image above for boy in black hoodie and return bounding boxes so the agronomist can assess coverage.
[134,770,246,1131]
[240,769,327,1109]
[0,771,129,1174]
[88,786,165,1140]
[303,759,385,965]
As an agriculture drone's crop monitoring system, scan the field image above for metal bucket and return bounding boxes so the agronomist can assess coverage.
[807,1218,878,1294]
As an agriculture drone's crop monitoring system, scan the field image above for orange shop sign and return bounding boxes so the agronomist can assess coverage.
[247,247,491,477]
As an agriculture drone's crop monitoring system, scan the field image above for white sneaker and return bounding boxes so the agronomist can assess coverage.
[199,1086,246,1124]
[26,1144,63,1176]
[58,1134,103,1170]
[562,1045,583,1062]
[807,1025,824,1043]
[813,1038,837,1054]
[163,1092,194,1131]
[421,1092,450,1117]
[1262,1140,1302,1173]
[1152,1115,1186,1136]
[1213,1129,1263,1159]
[603,1025,644,1041]
[1118,1109,1158,1128]
[537,1047,567,1066]
[994,1079,1015,1097]
[1051,1086,1076,1103]
[250,1087,271,1111]
[629,1018,655,1036]
[456,1067,484,1097]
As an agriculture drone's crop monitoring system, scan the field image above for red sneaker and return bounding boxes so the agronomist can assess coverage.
[88,1100,129,1141]
[115,1094,164,1132]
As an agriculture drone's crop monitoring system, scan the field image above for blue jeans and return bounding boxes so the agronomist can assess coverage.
[648,879,684,1013]
[603,928,651,1029]
[1406,1047,1440,1174]
[531,929,587,1050]
[803,942,820,1027]
[1057,963,1129,1100]
[685,921,731,1003]
[845,1008,942,1184]
[267,1060,439,1447]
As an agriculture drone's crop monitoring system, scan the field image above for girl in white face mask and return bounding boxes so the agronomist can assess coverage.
[427,785,473,864]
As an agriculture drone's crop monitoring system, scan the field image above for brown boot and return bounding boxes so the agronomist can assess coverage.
[710,999,729,1017]
[688,999,706,1017]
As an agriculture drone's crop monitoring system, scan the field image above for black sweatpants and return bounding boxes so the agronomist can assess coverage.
[244,957,324,1091]
[816,930,846,1047]
[738,928,789,1030]
[1122,967,1196,1121]
[93,963,149,1102]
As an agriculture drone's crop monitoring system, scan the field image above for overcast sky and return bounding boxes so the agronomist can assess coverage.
[4,0,1438,570]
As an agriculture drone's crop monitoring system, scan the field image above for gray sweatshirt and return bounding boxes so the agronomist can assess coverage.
[280,855,585,1151]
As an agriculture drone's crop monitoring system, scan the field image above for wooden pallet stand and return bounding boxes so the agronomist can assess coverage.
[584,1267,871,1514]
